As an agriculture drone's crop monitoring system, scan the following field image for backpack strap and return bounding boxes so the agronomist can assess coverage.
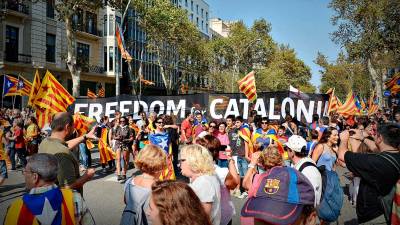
[379,153,400,175]
[299,161,317,172]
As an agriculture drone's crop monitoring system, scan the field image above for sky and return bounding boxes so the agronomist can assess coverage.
[207,0,342,90]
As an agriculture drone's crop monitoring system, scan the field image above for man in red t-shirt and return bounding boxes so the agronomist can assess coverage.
[13,120,27,167]
[180,112,194,144]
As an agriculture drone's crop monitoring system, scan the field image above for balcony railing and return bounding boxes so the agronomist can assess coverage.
[4,0,29,15]
[5,53,32,64]
[75,61,104,74]
[72,23,102,37]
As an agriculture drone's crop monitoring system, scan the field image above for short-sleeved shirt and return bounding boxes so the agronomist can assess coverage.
[294,157,322,207]
[26,124,38,139]
[39,137,81,192]
[344,151,400,223]
[228,129,245,157]
[115,126,135,149]
[14,127,25,149]
[180,118,192,141]
[190,175,221,225]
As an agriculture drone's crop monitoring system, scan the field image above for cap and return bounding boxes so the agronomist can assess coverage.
[241,166,315,224]
[286,135,307,153]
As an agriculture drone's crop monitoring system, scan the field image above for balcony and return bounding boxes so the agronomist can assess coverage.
[2,0,29,18]
[75,61,104,74]
[73,23,102,40]
[5,53,32,64]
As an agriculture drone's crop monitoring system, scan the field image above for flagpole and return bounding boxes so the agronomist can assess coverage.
[1,75,4,109]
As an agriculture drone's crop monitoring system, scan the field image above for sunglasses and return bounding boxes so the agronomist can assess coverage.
[261,122,268,124]
[209,125,216,128]
[156,121,164,124]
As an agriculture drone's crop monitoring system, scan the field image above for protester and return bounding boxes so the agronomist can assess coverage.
[225,115,235,133]
[282,114,298,136]
[180,112,194,144]
[306,129,319,156]
[38,112,97,193]
[287,135,322,207]
[338,123,400,224]
[196,135,240,225]
[192,111,208,139]
[13,119,27,168]
[215,121,230,168]
[241,166,316,225]
[311,127,339,171]
[395,111,400,124]
[4,153,95,225]
[146,180,212,225]
[242,145,283,191]
[252,117,275,151]
[25,116,39,156]
[121,144,167,225]
[179,144,221,225]
[115,116,135,183]
[0,124,8,185]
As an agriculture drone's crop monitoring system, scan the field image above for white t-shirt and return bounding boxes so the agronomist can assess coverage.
[215,165,236,225]
[294,157,322,207]
[189,175,221,225]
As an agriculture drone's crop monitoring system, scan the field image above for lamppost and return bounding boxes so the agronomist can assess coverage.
[231,38,262,93]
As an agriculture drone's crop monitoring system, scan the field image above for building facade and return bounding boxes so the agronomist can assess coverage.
[1,0,121,107]
[178,0,210,39]
[209,18,231,38]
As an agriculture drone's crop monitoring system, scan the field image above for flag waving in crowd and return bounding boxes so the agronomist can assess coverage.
[34,70,75,113]
[2,75,19,96]
[16,75,32,96]
[28,70,41,107]
[238,71,257,102]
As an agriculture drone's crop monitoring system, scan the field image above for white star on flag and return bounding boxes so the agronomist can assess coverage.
[7,81,12,88]
[159,138,168,150]
[35,197,58,225]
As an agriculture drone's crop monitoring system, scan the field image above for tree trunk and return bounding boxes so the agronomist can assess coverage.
[367,58,383,107]
[65,16,81,97]
[155,46,172,95]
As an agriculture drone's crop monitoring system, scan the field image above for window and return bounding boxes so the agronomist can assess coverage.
[104,46,108,71]
[72,11,83,30]
[206,23,209,33]
[201,8,203,18]
[109,15,114,36]
[116,16,121,27]
[109,46,113,71]
[185,0,188,7]
[190,13,193,22]
[77,42,90,69]
[46,0,55,18]
[196,5,198,14]
[46,33,56,62]
[191,1,193,10]
[5,25,19,62]
[86,12,97,35]
[103,15,107,36]
[206,12,208,20]
[201,20,204,30]
[196,17,199,27]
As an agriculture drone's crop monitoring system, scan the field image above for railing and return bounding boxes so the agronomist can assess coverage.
[72,23,102,37]
[5,0,29,15]
[76,61,104,74]
[5,53,32,64]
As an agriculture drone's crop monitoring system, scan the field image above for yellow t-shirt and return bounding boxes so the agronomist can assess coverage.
[26,124,38,139]
[0,130,6,161]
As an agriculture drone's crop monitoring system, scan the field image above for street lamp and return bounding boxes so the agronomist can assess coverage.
[231,38,262,92]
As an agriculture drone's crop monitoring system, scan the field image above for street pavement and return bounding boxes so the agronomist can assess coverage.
[0,150,358,225]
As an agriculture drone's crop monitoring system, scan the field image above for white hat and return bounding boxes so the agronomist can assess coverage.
[286,135,307,153]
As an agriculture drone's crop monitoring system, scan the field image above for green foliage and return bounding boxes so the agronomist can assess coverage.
[207,19,314,93]
[315,52,371,100]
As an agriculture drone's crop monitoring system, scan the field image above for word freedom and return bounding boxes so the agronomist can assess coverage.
[73,93,329,123]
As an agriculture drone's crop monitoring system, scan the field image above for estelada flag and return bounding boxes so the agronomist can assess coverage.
[73,113,95,136]
[33,70,75,113]
[36,108,53,129]
[115,25,132,62]
[238,123,254,156]
[237,71,257,102]
[87,89,97,99]
[28,70,41,107]
[16,75,32,96]
[3,75,19,96]
[385,73,400,89]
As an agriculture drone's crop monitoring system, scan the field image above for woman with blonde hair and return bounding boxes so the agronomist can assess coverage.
[146,180,212,225]
[179,144,221,225]
[242,145,283,190]
[120,144,167,225]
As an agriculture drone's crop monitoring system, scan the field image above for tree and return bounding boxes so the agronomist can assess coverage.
[131,0,202,95]
[316,52,370,100]
[329,0,400,106]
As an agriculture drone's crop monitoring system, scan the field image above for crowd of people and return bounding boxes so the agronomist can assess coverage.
[1,106,400,225]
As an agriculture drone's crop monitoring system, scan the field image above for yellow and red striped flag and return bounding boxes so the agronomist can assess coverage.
[116,25,132,62]
[36,108,53,129]
[97,86,105,98]
[33,70,75,113]
[73,113,96,136]
[337,91,358,117]
[16,75,32,96]
[327,88,339,114]
[4,75,19,96]
[87,89,97,99]
[237,71,257,102]
[385,73,400,89]
[98,127,115,164]
[28,70,41,107]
